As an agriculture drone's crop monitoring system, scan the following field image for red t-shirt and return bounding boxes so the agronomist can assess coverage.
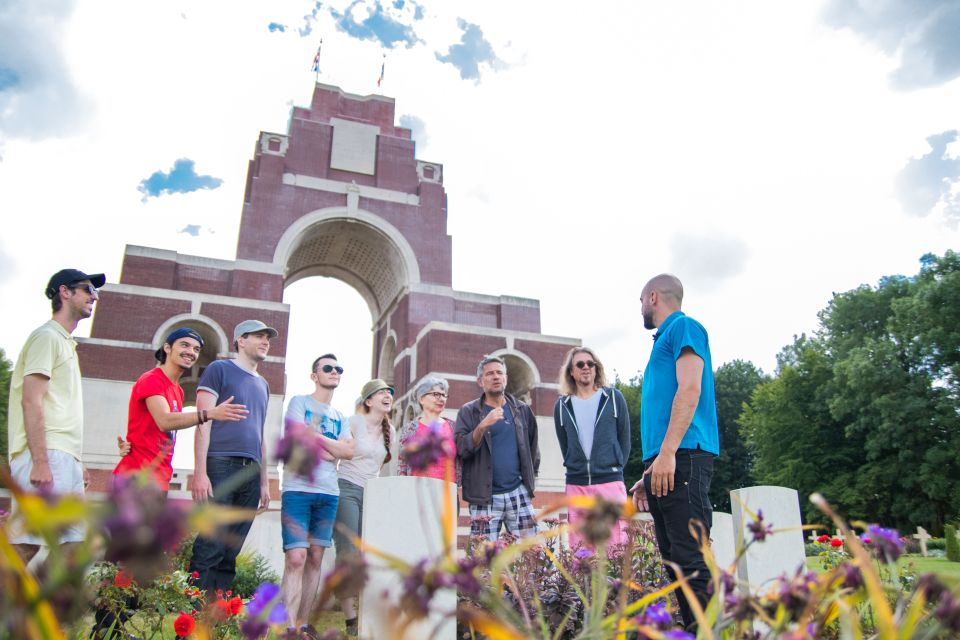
[113,367,183,490]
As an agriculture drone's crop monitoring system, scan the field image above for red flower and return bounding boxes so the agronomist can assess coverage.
[816,534,830,543]
[226,590,232,596]
[113,570,133,588]
[173,612,195,637]
[830,538,843,548]
[190,570,200,579]
[210,598,231,621]
[228,595,244,615]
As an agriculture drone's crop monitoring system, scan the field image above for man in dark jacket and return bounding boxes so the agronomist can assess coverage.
[554,347,631,549]
[455,355,540,540]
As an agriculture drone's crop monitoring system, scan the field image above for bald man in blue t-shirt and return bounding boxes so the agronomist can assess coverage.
[629,274,719,631]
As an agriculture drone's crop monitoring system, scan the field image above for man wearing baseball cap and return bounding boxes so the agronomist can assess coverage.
[7,268,104,564]
[113,327,248,490]
[189,319,278,595]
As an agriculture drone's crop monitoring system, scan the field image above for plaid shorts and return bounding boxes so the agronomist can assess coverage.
[469,484,538,540]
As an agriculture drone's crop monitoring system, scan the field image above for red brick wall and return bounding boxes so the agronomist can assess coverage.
[119,255,177,288]
[416,331,506,380]
[90,293,191,342]
[78,343,155,381]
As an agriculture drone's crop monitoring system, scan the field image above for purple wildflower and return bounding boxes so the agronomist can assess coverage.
[275,424,323,482]
[866,524,902,563]
[102,475,188,582]
[663,631,695,640]
[840,562,863,590]
[246,582,287,624]
[638,601,671,627]
[746,509,774,543]
[574,547,594,559]
[401,420,453,471]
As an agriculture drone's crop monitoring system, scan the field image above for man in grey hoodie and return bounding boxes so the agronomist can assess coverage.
[553,347,631,549]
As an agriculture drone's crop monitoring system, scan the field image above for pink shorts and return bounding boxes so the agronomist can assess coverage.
[565,480,629,551]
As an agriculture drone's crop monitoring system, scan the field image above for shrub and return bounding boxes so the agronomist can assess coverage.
[946,524,960,562]
[232,551,280,598]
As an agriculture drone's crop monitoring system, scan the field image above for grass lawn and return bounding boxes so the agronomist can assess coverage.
[807,554,960,587]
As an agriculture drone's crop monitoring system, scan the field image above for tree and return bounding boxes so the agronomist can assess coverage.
[0,348,12,461]
[710,360,766,512]
[614,374,644,491]
[740,252,960,534]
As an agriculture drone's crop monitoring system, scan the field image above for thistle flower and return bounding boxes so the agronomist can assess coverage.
[865,524,902,563]
[401,420,453,471]
[275,424,324,481]
[746,509,774,543]
[103,475,188,582]
[577,497,623,546]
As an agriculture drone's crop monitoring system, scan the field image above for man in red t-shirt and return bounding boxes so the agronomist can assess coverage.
[114,328,248,490]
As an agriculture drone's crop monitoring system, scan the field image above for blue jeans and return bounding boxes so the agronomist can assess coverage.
[189,457,261,594]
[644,449,714,629]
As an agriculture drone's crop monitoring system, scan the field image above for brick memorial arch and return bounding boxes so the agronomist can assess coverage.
[78,83,579,503]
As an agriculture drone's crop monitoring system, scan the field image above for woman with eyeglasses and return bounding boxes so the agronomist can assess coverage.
[332,378,396,636]
[396,377,459,481]
[554,346,632,551]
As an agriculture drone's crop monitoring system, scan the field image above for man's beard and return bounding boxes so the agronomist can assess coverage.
[642,309,655,330]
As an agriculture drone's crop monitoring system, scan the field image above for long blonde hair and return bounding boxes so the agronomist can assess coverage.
[558,346,608,396]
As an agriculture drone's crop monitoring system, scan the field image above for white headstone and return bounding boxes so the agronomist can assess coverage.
[807,530,820,544]
[730,486,806,593]
[913,526,931,557]
[710,512,736,570]
[359,476,458,639]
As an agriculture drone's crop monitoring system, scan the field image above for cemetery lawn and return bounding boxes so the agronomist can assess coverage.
[807,555,960,587]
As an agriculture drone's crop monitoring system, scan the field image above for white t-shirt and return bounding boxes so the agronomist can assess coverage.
[337,414,393,487]
[283,395,352,495]
[571,389,602,460]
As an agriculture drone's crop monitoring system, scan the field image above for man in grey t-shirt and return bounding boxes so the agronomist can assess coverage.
[279,353,354,632]
[189,319,277,595]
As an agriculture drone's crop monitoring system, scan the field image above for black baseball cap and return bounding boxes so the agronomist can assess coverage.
[45,269,106,299]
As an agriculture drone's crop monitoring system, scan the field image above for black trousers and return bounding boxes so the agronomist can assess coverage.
[644,449,714,629]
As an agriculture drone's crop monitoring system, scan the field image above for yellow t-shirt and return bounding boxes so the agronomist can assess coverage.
[7,320,84,461]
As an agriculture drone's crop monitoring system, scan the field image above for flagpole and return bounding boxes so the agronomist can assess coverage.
[312,38,323,83]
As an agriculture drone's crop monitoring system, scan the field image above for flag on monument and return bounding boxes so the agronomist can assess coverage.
[312,39,322,73]
[377,56,385,87]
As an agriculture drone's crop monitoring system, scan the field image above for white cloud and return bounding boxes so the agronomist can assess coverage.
[0,0,93,140]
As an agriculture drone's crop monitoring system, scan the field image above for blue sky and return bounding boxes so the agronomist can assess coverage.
[1,0,959,418]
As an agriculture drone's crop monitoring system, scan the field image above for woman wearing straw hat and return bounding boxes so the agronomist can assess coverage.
[333,378,395,635]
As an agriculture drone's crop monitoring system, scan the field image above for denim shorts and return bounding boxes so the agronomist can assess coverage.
[281,491,339,550]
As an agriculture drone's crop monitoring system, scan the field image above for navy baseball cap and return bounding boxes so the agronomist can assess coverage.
[155,327,205,361]
[45,269,106,299]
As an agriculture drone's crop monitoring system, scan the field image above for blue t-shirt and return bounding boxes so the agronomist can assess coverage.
[640,311,719,460]
[282,395,351,495]
[198,359,270,462]
[487,403,522,494]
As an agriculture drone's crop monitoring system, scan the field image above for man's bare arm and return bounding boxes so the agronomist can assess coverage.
[21,374,52,488]
[644,349,703,497]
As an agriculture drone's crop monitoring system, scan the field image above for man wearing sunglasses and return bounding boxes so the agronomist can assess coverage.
[7,268,105,564]
[279,354,354,633]
[554,347,631,550]
[189,319,278,595]
[630,274,718,632]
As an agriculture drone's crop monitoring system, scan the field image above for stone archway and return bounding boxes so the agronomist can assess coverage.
[273,208,421,323]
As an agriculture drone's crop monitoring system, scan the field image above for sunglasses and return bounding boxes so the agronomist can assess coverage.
[317,364,344,374]
[574,360,596,370]
[69,283,99,296]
